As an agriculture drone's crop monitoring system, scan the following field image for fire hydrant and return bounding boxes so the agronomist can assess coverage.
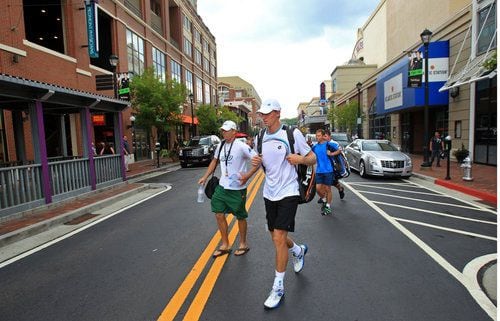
[461,157,474,181]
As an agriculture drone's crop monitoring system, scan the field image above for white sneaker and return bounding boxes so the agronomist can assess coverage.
[264,287,285,309]
[292,244,308,273]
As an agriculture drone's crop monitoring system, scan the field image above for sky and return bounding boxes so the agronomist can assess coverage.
[197,0,380,119]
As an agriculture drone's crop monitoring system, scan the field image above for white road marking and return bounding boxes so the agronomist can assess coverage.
[393,217,497,241]
[463,254,498,319]
[408,180,497,215]
[355,185,442,196]
[0,186,171,269]
[360,190,487,210]
[349,182,414,185]
[374,201,497,225]
[343,182,498,321]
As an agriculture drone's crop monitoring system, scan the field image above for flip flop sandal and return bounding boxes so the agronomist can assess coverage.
[234,247,250,256]
[212,248,232,258]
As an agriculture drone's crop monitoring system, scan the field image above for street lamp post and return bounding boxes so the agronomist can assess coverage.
[420,28,432,167]
[109,54,119,99]
[356,82,362,139]
[129,115,136,160]
[189,93,195,138]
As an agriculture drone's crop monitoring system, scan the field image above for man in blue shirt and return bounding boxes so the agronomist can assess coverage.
[312,129,342,215]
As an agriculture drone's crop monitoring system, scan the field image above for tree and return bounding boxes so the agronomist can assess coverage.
[330,100,358,134]
[281,117,298,127]
[196,105,242,135]
[129,67,187,138]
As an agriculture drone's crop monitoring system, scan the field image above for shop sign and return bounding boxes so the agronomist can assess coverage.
[383,73,403,110]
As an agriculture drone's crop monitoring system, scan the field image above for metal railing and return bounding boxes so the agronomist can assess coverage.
[94,155,122,185]
[49,158,90,196]
[0,164,43,209]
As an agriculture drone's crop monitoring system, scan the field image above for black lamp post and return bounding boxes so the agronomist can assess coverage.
[356,82,362,139]
[189,93,195,138]
[420,28,432,167]
[109,54,119,99]
[129,115,136,160]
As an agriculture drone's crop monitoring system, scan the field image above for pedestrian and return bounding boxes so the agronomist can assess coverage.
[123,136,131,171]
[251,98,316,309]
[246,136,254,149]
[312,129,342,215]
[324,129,346,200]
[100,142,115,155]
[198,120,259,258]
[429,131,444,167]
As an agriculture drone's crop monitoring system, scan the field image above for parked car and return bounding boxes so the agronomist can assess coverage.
[344,139,412,178]
[179,135,221,168]
[330,132,352,149]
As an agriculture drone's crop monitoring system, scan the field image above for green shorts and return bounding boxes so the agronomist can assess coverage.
[211,185,248,220]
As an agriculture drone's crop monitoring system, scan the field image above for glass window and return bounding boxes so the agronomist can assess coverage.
[196,77,203,103]
[127,29,145,75]
[171,59,181,83]
[202,38,208,52]
[477,3,496,54]
[203,57,210,72]
[185,70,194,95]
[195,49,202,65]
[183,37,192,57]
[152,47,166,83]
[23,0,65,54]
[194,29,201,43]
[183,15,192,31]
[204,83,210,104]
[211,64,216,77]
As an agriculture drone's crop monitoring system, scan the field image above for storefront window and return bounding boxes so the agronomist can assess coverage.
[474,77,497,165]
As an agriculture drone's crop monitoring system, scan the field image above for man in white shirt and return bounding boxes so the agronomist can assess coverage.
[199,120,259,258]
[252,98,316,309]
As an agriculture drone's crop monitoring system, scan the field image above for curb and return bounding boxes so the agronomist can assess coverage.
[0,184,150,248]
[412,173,497,206]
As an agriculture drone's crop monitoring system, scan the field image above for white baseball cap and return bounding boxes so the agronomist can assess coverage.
[220,120,237,131]
[257,98,281,114]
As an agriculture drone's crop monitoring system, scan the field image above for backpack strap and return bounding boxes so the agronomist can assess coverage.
[211,140,225,177]
[284,125,295,154]
[257,128,265,155]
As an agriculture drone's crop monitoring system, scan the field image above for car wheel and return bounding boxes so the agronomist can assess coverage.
[180,162,187,168]
[359,160,368,178]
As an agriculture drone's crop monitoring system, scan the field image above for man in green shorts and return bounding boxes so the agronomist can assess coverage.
[198,120,259,257]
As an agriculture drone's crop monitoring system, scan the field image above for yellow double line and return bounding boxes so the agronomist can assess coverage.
[158,170,265,321]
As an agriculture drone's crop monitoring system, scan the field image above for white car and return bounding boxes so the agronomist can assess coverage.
[344,139,412,178]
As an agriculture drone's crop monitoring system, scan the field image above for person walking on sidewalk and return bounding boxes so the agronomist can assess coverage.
[429,131,444,167]
[198,120,259,258]
[123,135,131,171]
[251,98,316,309]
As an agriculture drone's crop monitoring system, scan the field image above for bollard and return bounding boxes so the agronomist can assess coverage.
[460,156,473,181]
[155,142,161,168]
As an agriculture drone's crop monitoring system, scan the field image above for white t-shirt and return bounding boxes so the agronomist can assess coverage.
[214,139,257,190]
[256,127,311,201]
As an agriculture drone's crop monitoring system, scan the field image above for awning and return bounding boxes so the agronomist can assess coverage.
[182,114,199,125]
[439,50,497,91]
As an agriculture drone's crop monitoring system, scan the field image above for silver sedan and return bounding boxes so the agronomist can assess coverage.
[344,139,413,178]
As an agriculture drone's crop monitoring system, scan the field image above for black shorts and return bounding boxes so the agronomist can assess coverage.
[264,196,300,232]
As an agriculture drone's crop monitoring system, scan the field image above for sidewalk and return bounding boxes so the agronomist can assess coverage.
[0,156,497,306]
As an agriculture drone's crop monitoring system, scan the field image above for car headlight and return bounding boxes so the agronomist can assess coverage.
[203,146,209,154]
[406,157,412,166]
[367,156,379,166]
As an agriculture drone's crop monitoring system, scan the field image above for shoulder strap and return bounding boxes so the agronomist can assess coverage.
[211,140,225,177]
[284,125,295,154]
[257,128,265,154]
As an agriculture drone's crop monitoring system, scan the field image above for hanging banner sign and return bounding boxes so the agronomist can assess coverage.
[85,0,99,58]
[407,50,423,88]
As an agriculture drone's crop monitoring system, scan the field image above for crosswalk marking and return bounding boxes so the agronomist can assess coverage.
[393,217,497,241]
[373,201,497,225]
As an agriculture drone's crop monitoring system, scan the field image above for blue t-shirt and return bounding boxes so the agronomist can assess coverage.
[312,141,340,173]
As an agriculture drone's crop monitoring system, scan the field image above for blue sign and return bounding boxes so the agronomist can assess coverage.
[376,41,449,115]
[85,0,99,58]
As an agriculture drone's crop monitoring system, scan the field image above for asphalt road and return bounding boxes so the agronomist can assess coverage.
[0,167,495,321]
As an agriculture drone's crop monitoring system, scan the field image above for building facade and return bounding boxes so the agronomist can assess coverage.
[0,0,218,215]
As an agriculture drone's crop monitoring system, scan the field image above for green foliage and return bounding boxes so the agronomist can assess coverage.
[483,50,496,71]
[196,105,243,135]
[453,143,469,162]
[196,104,219,135]
[281,118,298,127]
[329,100,358,133]
[129,67,187,132]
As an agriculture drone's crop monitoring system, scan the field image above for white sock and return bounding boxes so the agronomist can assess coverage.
[273,271,285,289]
[322,198,327,203]
[325,203,331,208]
[290,243,301,257]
